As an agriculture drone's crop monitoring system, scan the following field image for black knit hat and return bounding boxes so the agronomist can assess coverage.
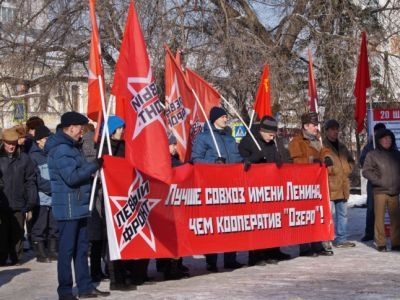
[60,111,89,128]
[324,119,340,130]
[34,125,51,141]
[301,112,319,125]
[209,107,227,124]
[260,116,278,133]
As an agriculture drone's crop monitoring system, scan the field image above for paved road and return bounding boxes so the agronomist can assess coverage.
[1,207,399,300]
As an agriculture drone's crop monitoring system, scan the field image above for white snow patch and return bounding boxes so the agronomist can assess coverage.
[348,194,367,208]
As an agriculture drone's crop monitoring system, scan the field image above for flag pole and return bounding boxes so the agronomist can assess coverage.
[249,110,256,128]
[191,89,222,157]
[369,92,375,149]
[221,96,262,151]
[99,74,112,154]
[89,93,114,212]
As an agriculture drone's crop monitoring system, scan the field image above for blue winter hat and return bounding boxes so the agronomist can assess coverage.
[106,116,125,135]
[209,106,227,124]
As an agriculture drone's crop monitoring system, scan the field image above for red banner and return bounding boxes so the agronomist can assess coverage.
[102,156,334,260]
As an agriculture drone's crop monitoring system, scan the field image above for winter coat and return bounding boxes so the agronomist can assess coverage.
[322,138,355,201]
[45,131,99,221]
[191,125,242,163]
[238,125,291,164]
[0,145,37,211]
[288,130,331,164]
[362,135,400,196]
[29,142,52,206]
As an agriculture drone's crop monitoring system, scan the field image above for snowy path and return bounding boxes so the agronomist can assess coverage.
[1,207,399,300]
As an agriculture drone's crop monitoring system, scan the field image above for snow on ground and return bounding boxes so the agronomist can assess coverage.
[1,207,400,300]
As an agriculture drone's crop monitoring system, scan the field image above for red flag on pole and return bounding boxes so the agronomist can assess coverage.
[308,48,318,112]
[185,68,221,123]
[253,65,272,117]
[111,1,171,183]
[354,32,371,134]
[164,45,197,162]
[87,0,105,142]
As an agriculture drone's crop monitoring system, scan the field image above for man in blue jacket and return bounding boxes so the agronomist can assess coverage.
[191,106,243,272]
[45,112,109,300]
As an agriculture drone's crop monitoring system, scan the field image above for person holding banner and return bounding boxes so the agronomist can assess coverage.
[322,119,356,248]
[362,128,400,252]
[191,106,243,272]
[288,112,334,257]
[45,112,109,300]
[239,115,291,265]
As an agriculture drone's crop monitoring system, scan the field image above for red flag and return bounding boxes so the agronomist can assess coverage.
[111,1,171,183]
[253,65,272,117]
[87,0,105,142]
[308,48,318,112]
[165,45,197,162]
[354,32,371,134]
[185,68,221,123]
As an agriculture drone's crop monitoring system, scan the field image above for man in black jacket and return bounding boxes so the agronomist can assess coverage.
[0,127,37,266]
[239,116,291,265]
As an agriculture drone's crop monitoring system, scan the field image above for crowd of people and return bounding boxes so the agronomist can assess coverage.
[0,107,398,300]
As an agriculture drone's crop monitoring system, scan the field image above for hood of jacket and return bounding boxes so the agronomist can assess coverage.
[44,131,77,154]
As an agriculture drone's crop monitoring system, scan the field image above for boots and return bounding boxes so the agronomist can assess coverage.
[48,239,58,261]
[164,259,189,280]
[33,241,51,263]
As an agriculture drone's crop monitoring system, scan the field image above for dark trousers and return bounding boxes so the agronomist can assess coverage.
[57,219,92,297]
[31,206,58,242]
[0,210,25,264]
[206,252,236,266]
[365,181,375,238]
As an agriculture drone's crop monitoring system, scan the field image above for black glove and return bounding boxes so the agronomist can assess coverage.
[215,157,226,164]
[313,158,322,166]
[243,159,251,172]
[324,156,334,167]
[187,160,194,165]
[96,157,104,169]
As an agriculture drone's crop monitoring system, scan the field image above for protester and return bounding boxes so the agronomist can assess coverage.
[45,111,109,299]
[157,133,190,280]
[0,127,37,266]
[191,106,243,272]
[25,116,45,153]
[323,119,356,248]
[288,112,334,257]
[29,125,59,263]
[359,123,386,242]
[239,115,291,265]
[362,129,400,252]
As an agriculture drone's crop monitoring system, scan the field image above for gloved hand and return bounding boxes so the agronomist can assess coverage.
[96,157,104,169]
[313,158,322,166]
[275,156,283,168]
[324,156,334,167]
[187,160,194,165]
[243,159,251,172]
[215,157,226,164]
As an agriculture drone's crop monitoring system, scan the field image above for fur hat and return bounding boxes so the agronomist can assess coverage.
[26,116,44,131]
[2,128,19,142]
[301,112,319,126]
